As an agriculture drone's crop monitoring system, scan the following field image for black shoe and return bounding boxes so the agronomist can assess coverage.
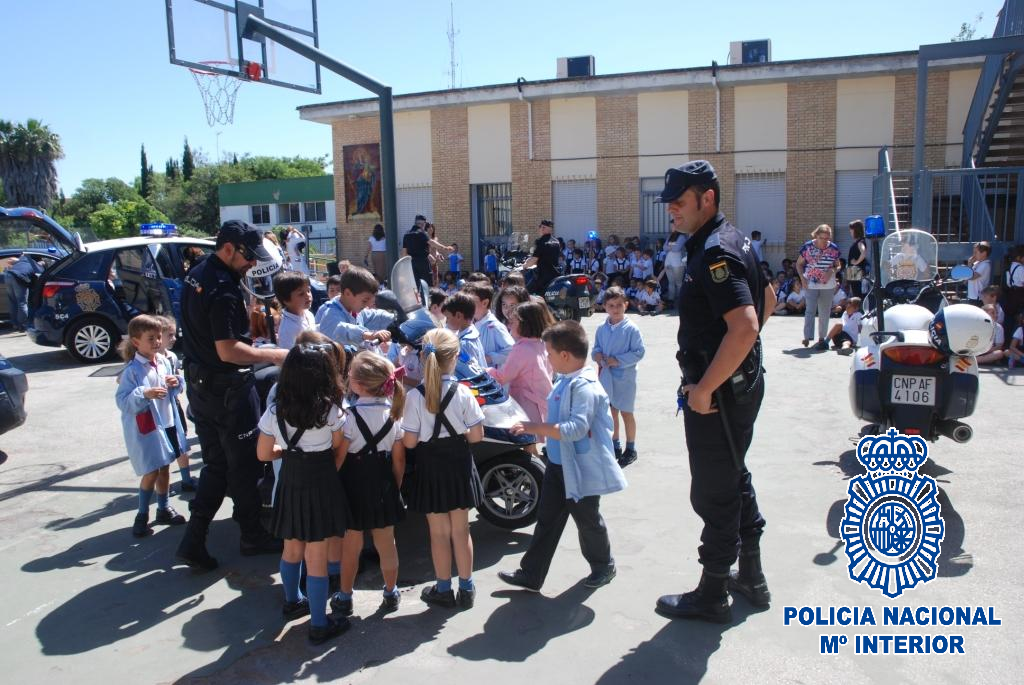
[457,587,476,609]
[584,565,617,588]
[614,444,623,461]
[154,506,186,525]
[240,532,284,556]
[380,592,401,612]
[617,448,637,468]
[282,597,310,621]
[497,569,541,592]
[330,593,353,616]
[656,572,732,624]
[175,538,219,573]
[308,615,350,645]
[179,480,197,493]
[812,339,829,351]
[728,571,772,608]
[420,585,457,608]
[131,512,152,538]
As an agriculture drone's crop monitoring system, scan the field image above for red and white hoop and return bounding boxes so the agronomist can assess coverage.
[188,60,259,127]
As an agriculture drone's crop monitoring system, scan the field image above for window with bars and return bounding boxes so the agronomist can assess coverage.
[474,182,513,241]
[303,201,327,223]
[278,203,301,223]
[250,204,270,225]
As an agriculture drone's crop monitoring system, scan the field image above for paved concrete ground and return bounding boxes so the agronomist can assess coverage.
[1,313,1022,684]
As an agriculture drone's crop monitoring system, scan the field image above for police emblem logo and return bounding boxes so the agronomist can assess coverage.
[709,260,729,284]
[841,428,945,598]
[74,283,102,312]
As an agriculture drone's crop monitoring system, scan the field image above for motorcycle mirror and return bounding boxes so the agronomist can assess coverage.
[949,265,973,281]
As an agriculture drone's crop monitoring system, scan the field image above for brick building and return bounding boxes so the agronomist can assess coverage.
[298,50,981,270]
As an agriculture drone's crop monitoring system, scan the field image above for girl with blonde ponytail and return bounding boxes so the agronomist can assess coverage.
[401,328,486,610]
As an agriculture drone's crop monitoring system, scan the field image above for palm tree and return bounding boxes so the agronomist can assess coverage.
[0,119,65,210]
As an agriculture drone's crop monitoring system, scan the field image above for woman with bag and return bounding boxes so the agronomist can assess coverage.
[846,220,870,299]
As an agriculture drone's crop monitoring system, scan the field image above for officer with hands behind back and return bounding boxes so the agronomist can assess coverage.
[175,220,289,572]
[653,161,776,623]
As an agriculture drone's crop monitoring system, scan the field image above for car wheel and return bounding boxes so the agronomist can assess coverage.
[477,451,545,529]
[65,318,120,363]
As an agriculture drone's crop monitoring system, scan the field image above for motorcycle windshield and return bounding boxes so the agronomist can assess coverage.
[390,256,426,315]
[879,229,938,286]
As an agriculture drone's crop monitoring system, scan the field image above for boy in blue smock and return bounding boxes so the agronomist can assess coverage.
[442,292,487,369]
[463,282,514,366]
[592,286,646,467]
[319,266,393,348]
[500,320,625,592]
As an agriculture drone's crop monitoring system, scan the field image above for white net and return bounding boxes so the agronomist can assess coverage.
[189,62,244,127]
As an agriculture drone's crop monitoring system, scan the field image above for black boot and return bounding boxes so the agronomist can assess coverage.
[656,571,731,623]
[729,550,771,608]
[175,519,218,572]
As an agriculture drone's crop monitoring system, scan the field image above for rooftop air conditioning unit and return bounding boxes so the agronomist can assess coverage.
[729,40,771,65]
[557,56,595,79]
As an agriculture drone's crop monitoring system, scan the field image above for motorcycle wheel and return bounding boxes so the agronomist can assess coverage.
[477,450,545,529]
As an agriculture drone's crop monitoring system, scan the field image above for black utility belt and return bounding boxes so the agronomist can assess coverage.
[678,347,761,404]
[185,363,254,389]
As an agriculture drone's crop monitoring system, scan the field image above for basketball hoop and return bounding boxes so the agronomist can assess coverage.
[189,60,255,127]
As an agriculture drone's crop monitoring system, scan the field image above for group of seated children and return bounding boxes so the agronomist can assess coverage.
[976,285,1024,367]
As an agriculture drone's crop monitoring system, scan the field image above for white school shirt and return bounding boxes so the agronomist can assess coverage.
[1014,327,1024,345]
[344,398,402,453]
[134,352,177,428]
[638,290,660,306]
[258,402,345,451]
[787,290,805,306]
[401,376,484,441]
[968,259,991,300]
[276,308,316,349]
[832,288,848,307]
[841,311,863,339]
[1006,262,1024,288]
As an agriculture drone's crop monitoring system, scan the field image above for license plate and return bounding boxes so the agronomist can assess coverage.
[891,375,936,406]
[578,297,590,309]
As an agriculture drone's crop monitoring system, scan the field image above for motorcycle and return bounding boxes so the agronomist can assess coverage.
[380,256,546,529]
[849,226,995,443]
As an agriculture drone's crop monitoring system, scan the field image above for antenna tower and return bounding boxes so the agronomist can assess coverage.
[447,1,460,89]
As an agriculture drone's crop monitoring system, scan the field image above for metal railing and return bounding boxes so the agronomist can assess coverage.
[873,147,904,231]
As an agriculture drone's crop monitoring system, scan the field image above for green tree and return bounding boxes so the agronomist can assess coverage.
[58,177,138,227]
[140,145,153,198]
[182,138,194,181]
[952,13,983,41]
[165,157,180,181]
[0,118,65,210]
[88,199,169,240]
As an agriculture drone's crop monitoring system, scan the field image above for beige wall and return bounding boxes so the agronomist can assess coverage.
[394,110,432,186]
[836,76,895,170]
[550,97,597,178]
[946,68,981,167]
[734,83,787,172]
[468,103,512,184]
[637,91,688,177]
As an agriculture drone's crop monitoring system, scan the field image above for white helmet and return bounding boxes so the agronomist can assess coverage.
[242,237,284,300]
[928,304,994,356]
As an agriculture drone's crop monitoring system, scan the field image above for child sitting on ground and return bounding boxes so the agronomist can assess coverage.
[592,286,646,467]
[774,278,806,316]
[636,279,663,316]
[500,320,626,593]
[115,315,187,538]
[976,304,1006,366]
[1008,312,1024,369]
[980,285,1004,326]
[824,297,863,355]
[274,271,316,349]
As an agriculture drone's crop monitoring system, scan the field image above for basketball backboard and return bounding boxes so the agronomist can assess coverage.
[165,0,321,94]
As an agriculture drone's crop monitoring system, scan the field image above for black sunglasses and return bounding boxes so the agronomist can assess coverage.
[234,243,258,261]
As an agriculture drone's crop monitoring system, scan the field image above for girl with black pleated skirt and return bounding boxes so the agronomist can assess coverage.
[329,352,407,617]
[401,328,486,610]
[257,342,351,645]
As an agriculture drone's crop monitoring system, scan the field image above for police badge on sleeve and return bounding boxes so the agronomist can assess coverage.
[841,429,945,598]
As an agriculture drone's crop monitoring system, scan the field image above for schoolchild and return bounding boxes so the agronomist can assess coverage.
[463,282,514,365]
[626,279,642,310]
[567,249,587,275]
[484,247,499,284]
[632,249,654,280]
[274,271,316,350]
[448,243,465,277]
[428,287,448,326]
[824,297,863,355]
[155,315,195,492]
[115,315,187,538]
[610,248,631,285]
[603,251,618,279]
[256,343,350,644]
[314,275,343,326]
[319,266,393,347]
[586,248,602,276]
[591,286,646,467]
[441,271,459,295]
[1008,311,1024,369]
[442,292,487,369]
[499,320,625,592]
[330,352,407,616]
[637,279,664,316]
[402,329,486,609]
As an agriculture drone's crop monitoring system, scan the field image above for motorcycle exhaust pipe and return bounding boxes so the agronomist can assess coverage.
[936,420,972,443]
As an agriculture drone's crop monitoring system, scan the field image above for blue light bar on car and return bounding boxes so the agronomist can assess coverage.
[140,223,178,237]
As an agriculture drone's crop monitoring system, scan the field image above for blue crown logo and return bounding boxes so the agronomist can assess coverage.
[841,429,945,598]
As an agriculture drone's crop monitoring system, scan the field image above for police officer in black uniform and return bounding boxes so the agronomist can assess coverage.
[523,219,561,295]
[175,220,288,571]
[652,161,777,623]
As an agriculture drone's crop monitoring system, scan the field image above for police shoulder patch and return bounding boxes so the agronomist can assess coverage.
[709,260,729,283]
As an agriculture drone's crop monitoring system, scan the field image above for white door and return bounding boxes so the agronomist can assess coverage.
[735,173,786,270]
[397,186,434,237]
[552,179,597,246]
[835,170,875,258]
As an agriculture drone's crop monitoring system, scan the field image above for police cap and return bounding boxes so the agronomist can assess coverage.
[217,219,273,261]
[654,160,718,203]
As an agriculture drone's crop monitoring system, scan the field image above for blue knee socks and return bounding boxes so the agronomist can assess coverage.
[280,560,303,603]
[328,561,341,577]
[626,441,635,452]
[307,576,329,627]
[138,488,153,515]
[179,465,193,484]
[435,578,452,593]
[156,491,168,510]
[458,576,475,591]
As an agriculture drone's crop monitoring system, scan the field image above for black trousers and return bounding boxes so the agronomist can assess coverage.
[682,376,766,575]
[412,258,432,288]
[520,463,614,586]
[184,378,264,541]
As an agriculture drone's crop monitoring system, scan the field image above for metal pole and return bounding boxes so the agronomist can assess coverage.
[912,53,928,226]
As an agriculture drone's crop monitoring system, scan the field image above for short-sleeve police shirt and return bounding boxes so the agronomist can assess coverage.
[677,213,764,354]
[181,253,252,372]
[402,229,429,260]
[532,235,562,284]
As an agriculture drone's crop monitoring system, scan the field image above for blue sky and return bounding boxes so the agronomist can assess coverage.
[1,0,1002,197]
